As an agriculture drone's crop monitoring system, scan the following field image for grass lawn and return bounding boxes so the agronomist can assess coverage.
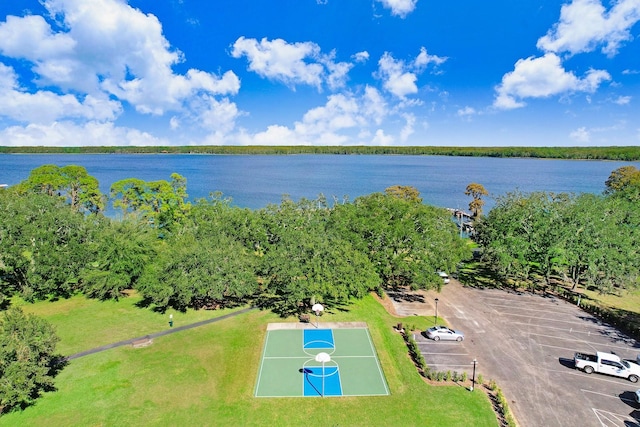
[1,294,497,427]
[580,287,640,315]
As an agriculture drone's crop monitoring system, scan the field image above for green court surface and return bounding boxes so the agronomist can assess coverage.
[255,324,390,397]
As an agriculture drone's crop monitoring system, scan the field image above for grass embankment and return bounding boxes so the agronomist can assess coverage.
[1,294,497,427]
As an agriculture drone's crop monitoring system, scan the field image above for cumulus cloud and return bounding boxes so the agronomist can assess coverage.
[376,0,418,18]
[537,0,640,57]
[0,62,122,123]
[0,121,168,146]
[570,126,591,142]
[352,51,370,63]
[231,37,353,91]
[0,0,241,143]
[376,48,446,99]
[494,0,636,110]
[235,86,415,146]
[494,53,611,109]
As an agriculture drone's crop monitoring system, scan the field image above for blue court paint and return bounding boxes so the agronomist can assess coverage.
[303,329,335,349]
[302,366,342,397]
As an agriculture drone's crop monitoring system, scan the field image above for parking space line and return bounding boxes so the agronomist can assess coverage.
[525,331,587,342]
[581,388,636,405]
[422,352,469,356]
[488,303,580,316]
[539,342,587,353]
[592,408,638,426]
[500,312,602,327]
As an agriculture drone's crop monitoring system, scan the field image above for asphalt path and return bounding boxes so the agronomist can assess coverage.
[413,281,640,427]
[66,307,256,360]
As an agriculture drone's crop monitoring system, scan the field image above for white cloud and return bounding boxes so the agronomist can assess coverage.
[400,113,415,141]
[413,47,447,70]
[457,106,476,118]
[231,37,352,91]
[375,48,445,99]
[376,0,418,18]
[371,129,394,145]
[613,95,631,105]
[493,53,611,109]
[570,126,591,142]
[352,51,370,63]
[0,121,168,146]
[0,62,122,123]
[494,0,636,111]
[0,0,240,131]
[537,0,640,57]
[234,86,424,146]
[376,53,417,99]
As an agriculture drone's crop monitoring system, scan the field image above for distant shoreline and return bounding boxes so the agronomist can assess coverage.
[0,145,639,161]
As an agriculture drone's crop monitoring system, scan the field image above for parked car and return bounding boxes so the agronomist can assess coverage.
[437,271,450,284]
[635,389,640,404]
[425,325,464,341]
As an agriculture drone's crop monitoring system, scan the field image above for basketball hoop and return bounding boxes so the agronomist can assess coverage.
[312,303,324,328]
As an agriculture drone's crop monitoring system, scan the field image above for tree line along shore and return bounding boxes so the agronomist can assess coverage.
[1,145,639,161]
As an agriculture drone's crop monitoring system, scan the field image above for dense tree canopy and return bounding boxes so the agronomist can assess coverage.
[475,191,639,293]
[110,173,190,229]
[0,189,94,302]
[605,165,640,201]
[0,308,61,414]
[16,165,104,214]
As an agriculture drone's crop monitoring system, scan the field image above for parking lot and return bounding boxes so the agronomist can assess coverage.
[415,282,640,427]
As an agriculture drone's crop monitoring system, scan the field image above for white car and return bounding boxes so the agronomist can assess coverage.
[438,271,450,284]
[425,325,464,342]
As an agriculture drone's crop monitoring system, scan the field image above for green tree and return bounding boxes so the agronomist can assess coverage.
[80,219,157,300]
[331,192,469,291]
[605,165,640,200]
[137,232,258,311]
[17,165,104,214]
[110,173,190,229]
[256,197,378,315]
[0,308,62,414]
[465,183,489,218]
[385,185,423,203]
[0,190,92,301]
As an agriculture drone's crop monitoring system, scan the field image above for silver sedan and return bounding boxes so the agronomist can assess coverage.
[425,325,464,342]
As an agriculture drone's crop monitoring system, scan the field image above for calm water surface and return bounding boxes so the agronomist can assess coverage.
[1,154,638,212]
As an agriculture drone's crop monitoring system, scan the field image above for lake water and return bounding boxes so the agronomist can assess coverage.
[1,154,638,213]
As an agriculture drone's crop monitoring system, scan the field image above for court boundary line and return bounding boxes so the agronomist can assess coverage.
[254,329,271,397]
[256,325,390,398]
[364,327,390,395]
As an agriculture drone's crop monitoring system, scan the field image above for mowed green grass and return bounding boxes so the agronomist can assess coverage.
[1,294,497,427]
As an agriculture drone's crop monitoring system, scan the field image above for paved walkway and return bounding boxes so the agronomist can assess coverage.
[66,307,256,360]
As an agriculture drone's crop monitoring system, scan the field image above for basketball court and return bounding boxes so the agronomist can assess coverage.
[254,322,389,397]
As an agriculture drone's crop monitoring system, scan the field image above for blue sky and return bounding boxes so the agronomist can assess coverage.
[0,0,639,147]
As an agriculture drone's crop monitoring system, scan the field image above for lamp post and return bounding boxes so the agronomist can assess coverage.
[434,298,439,326]
[471,358,477,391]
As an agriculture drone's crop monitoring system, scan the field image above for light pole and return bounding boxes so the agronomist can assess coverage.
[434,298,439,326]
[471,358,477,391]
